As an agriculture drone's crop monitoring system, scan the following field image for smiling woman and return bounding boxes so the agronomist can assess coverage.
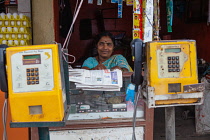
[81,31,132,72]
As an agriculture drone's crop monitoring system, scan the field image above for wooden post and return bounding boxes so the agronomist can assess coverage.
[165,107,175,140]
[38,127,50,140]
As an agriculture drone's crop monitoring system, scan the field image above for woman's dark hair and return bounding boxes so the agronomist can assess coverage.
[95,31,115,46]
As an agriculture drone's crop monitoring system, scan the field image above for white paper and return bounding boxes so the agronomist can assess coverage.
[143,0,153,42]
[69,69,123,91]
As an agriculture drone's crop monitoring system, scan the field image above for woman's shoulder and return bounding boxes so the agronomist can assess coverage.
[112,54,126,59]
[82,56,98,68]
[85,56,97,61]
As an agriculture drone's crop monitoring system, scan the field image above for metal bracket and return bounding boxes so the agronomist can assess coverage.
[146,86,204,108]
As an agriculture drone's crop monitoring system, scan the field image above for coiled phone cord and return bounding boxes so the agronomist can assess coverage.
[132,85,141,140]
[2,98,8,140]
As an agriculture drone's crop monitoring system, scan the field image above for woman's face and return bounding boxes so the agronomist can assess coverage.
[97,36,114,59]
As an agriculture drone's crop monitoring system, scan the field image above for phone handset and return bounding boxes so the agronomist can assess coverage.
[0,44,8,98]
[130,39,144,92]
[130,39,144,140]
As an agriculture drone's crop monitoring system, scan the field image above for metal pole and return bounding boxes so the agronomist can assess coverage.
[38,127,50,140]
[165,107,175,140]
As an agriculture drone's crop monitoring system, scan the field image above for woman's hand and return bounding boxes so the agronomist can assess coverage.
[92,63,107,70]
[110,66,121,71]
[111,66,129,72]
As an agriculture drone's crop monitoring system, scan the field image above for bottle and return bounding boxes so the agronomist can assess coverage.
[125,84,135,111]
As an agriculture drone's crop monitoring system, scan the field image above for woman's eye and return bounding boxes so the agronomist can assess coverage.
[98,42,113,46]
[99,42,105,46]
[107,43,113,46]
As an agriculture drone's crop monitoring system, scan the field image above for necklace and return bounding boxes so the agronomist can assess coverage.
[97,56,102,64]
[97,56,106,64]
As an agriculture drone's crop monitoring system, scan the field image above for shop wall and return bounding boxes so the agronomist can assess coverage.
[64,1,133,66]
[32,0,55,45]
[61,1,210,64]
[159,0,210,62]
[167,21,210,62]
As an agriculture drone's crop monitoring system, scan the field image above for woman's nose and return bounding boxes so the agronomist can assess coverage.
[101,44,109,49]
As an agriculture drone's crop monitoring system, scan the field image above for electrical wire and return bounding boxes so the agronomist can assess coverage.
[61,0,84,64]
[2,98,8,140]
[62,50,76,64]
[132,85,141,140]
[153,0,160,40]
[143,10,153,29]
[61,0,78,64]
[73,0,79,20]
[63,0,83,49]
[143,3,162,41]
[63,0,79,50]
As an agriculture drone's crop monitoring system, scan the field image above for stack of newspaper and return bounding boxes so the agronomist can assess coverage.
[69,69,123,91]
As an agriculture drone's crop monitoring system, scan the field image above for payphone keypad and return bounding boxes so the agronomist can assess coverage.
[168,56,180,72]
[26,68,39,85]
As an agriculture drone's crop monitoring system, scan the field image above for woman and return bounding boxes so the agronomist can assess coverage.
[82,31,132,72]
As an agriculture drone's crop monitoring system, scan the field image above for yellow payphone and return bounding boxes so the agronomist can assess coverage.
[143,40,204,108]
[0,44,67,123]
